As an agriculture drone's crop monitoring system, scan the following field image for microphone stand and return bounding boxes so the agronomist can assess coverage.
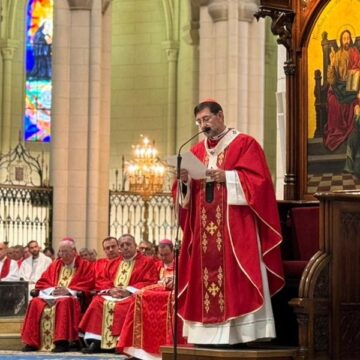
[173,129,205,360]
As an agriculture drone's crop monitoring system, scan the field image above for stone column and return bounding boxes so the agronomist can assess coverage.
[163,41,179,155]
[197,0,264,143]
[276,45,287,198]
[51,0,111,251]
[0,41,18,154]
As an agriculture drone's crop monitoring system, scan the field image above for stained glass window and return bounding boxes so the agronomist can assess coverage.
[24,0,53,142]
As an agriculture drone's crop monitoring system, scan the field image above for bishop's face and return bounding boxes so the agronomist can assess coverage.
[58,244,76,265]
[195,108,226,138]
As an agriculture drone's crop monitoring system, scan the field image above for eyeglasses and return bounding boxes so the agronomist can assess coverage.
[195,113,217,126]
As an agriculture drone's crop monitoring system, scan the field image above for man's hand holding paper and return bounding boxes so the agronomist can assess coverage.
[167,152,207,180]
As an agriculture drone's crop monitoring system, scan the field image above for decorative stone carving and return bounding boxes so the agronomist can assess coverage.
[0,46,15,60]
[162,40,179,62]
[68,0,93,11]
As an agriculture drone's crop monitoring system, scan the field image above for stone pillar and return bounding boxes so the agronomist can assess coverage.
[197,0,264,143]
[276,45,287,199]
[163,41,179,155]
[50,0,111,251]
[0,41,18,154]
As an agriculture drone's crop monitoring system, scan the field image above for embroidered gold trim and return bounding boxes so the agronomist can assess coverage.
[218,266,223,287]
[132,292,143,348]
[216,205,222,225]
[218,152,224,165]
[57,266,75,287]
[115,259,135,287]
[204,292,210,313]
[202,232,208,253]
[40,305,55,351]
[201,207,207,227]
[101,300,116,349]
[203,267,209,289]
[218,291,225,312]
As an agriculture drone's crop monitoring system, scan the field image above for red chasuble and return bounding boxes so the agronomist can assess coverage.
[78,252,159,349]
[21,256,95,349]
[177,132,284,324]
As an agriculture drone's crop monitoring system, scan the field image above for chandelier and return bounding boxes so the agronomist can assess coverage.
[126,135,165,199]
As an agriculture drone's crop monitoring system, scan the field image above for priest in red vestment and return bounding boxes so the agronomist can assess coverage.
[156,239,175,288]
[116,239,185,360]
[94,236,121,291]
[21,237,95,352]
[79,234,159,354]
[175,99,284,345]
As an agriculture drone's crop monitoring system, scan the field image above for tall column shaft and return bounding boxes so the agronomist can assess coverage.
[163,42,179,155]
[198,0,264,143]
[51,0,111,250]
[0,43,17,154]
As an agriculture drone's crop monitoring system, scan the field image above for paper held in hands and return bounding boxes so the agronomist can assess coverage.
[167,152,207,179]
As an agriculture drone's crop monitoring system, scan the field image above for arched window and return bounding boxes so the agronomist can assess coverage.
[24,0,53,142]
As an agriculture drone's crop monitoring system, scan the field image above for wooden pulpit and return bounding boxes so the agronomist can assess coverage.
[290,191,360,360]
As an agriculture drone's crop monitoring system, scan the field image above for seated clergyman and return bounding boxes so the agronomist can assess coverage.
[79,234,159,354]
[21,237,95,352]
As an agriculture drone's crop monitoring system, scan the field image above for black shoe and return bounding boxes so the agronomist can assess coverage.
[51,340,69,353]
[22,344,38,352]
[82,340,101,354]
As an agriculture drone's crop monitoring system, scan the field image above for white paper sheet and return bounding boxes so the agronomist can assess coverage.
[167,152,207,179]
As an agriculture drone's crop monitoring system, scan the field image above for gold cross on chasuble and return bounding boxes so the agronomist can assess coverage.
[57,266,75,287]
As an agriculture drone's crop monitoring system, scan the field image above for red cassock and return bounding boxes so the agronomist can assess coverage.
[78,252,158,349]
[177,132,284,325]
[21,256,95,349]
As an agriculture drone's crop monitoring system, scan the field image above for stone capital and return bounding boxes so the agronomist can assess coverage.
[0,39,19,60]
[1,47,15,60]
[208,0,228,22]
[68,0,93,11]
[238,0,259,23]
[207,0,259,23]
[162,41,179,62]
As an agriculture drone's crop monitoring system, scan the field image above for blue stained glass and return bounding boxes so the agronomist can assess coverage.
[24,0,53,142]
